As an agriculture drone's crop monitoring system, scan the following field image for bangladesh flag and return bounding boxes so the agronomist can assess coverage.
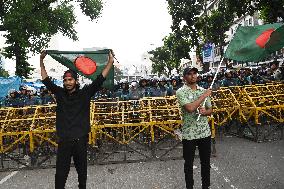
[224,23,284,62]
[46,49,114,89]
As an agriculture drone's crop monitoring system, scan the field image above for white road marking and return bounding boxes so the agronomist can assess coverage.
[211,163,238,189]
[0,165,25,185]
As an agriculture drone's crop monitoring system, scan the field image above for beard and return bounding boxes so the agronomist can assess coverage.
[64,84,76,91]
[187,79,197,85]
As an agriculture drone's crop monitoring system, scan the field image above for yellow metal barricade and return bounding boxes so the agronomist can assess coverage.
[0,83,282,160]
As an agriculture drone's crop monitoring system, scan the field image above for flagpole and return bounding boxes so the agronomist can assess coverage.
[110,49,120,64]
[196,25,241,121]
[113,56,120,64]
[196,56,224,121]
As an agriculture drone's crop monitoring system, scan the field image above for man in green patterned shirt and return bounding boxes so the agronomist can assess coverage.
[176,67,212,189]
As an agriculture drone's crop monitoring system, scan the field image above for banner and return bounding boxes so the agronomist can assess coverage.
[0,76,22,98]
[203,43,215,63]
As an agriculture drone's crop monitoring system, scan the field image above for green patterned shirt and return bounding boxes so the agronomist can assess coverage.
[176,85,212,140]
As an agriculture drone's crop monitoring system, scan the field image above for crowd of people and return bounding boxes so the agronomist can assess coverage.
[95,61,283,100]
[1,61,283,107]
[1,85,56,107]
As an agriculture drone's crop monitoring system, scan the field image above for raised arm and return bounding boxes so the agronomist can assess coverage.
[102,50,115,78]
[40,50,48,80]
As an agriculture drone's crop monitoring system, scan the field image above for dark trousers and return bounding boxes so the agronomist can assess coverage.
[55,136,88,189]
[182,136,211,189]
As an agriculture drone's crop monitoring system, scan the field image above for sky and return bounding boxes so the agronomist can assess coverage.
[1,0,172,76]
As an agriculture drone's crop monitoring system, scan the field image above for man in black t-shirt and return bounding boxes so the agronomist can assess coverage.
[40,50,114,189]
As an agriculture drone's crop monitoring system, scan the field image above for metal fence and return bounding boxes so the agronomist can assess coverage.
[0,83,283,171]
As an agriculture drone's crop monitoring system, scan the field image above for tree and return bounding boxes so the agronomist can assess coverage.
[225,0,284,23]
[114,65,123,83]
[0,67,9,78]
[167,0,205,56]
[149,32,191,76]
[0,0,103,78]
[149,46,172,77]
[0,56,9,77]
[196,1,234,57]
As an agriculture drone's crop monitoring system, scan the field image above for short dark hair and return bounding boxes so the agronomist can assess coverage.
[183,67,198,76]
[63,69,78,80]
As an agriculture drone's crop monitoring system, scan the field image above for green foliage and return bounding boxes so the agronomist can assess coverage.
[114,65,123,82]
[77,0,103,20]
[0,0,103,78]
[225,0,284,23]
[258,0,284,23]
[167,0,204,55]
[149,32,191,76]
[0,56,9,77]
[197,1,234,56]
[0,67,9,78]
[149,46,172,77]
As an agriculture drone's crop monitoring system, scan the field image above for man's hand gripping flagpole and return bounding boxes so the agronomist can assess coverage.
[196,56,225,121]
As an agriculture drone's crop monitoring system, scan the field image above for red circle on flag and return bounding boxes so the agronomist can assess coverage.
[74,56,97,75]
[255,28,275,48]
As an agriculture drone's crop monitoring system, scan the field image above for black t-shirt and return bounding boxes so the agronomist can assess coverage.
[42,74,106,139]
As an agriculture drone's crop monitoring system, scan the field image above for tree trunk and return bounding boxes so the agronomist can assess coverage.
[167,68,172,77]
[14,42,29,78]
[0,25,5,31]
[15,43,21,77]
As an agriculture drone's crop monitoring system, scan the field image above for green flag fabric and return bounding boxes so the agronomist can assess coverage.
[46,49,114,89]
[224,23,284,62]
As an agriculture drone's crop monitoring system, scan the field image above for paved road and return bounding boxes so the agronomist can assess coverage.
[0,136,283,189]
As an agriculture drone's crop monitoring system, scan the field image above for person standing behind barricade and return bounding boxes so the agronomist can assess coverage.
[5,89,20,107]
[137,77,148,98]
[95,87,112,99]
[137,77,150,98]
[39,86,45,96]
[18,86,28,107]
[237,69,251,86]
[129,81,140,100]
[41,89,56,104]
[214,74,223,89]
[149,77,162,97]
[259,64,267,77]
[168,77,180,96]
[270,61,282,81]
[159,76,168,97]
[204,74,220,90]
[203,75,211,89]
[115,80,130,100]
[25,87,41,106]
[250,69,263,84]
[260,61,282,83]
[197,75,205,88]
[176,67,213,189]
[244,68,252,85]
[40,50,114,189]
[221,70,238,87]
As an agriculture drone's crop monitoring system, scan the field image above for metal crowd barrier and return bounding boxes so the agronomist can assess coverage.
[0,83,283,170]
[212,83,284,142]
